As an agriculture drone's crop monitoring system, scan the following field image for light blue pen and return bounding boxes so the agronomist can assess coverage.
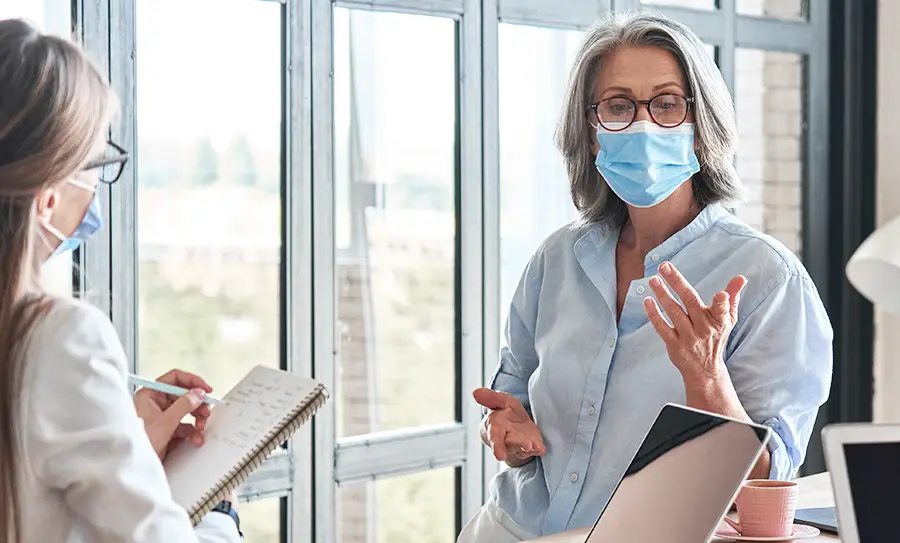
[128,374,225,405]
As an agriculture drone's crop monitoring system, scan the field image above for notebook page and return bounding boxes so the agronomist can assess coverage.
[164,364,321,510]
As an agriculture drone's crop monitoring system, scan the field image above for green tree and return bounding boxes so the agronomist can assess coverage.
[227,134,258,187]
[193,137,219,186]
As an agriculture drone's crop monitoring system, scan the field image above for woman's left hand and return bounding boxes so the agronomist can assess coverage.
[133,369,215,461]
[643,261,747,387]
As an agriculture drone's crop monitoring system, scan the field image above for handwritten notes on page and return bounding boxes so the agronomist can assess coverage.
[164,365,322,511]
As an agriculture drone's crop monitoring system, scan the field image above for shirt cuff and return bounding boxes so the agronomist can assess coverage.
[196,512,243,543]
[764,417,795,480]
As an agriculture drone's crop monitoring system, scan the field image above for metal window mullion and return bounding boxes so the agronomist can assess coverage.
[719,0,735,94]
[734,16,813,52]
[460,0,486,526]
[310,1,337,542]
[499,0,610,30]
[334,423,468,484]
[335,0,463,17]
[480,0,502,505]
[76,0,112,318]
[285,0,314,541]
[107,0,138,372]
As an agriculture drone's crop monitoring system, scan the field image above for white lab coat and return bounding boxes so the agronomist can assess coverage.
[17,297,241,543]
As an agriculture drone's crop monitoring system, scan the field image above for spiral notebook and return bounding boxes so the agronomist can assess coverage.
[163,365,328,525]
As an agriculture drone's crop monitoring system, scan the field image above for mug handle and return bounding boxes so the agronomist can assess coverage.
[722,515,742,534]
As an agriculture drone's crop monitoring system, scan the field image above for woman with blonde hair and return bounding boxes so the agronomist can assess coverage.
[0,18,241,542]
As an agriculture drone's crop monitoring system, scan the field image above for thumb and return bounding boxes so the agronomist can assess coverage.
[725,275,747,321]
[160,389,206,430]
[473,388,510,411]
[710,291,730,324]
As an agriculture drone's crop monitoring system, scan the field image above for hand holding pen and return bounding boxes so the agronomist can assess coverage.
[131,369,222,461]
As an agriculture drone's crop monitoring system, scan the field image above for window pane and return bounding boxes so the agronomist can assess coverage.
[736,0,807,20]
[734,49,805,255]
[136,0,282,390]
[337,468,457,543]
[498,24,581,329]
[333,9,457,437]
[237,498,283,543]
[1,0,70,35]
[641,0,717,10]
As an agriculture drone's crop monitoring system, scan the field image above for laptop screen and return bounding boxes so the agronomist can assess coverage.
[844,442,900,543]
[583,405,769,543]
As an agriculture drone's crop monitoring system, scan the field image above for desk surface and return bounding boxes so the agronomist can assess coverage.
[710,472,839,542]
[522,473,840,542]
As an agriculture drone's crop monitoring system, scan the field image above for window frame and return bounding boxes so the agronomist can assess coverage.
[75,0,869,539]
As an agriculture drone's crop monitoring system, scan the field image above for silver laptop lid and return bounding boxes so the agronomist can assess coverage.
[584,403,771,543]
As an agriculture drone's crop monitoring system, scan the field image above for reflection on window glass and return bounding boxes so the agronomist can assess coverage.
[641,0,717,10]
[498,24,581,328]
[237,498,282,543]
[736,0,807,20]
[135,0,283,531]
[337,468,457,543]
[135,0,281,390]
[333,8,457,438]
[734,49,805,255]
[4,0,74,298]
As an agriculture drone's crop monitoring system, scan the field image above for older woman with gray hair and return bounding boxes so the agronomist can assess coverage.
[458,10,833,543]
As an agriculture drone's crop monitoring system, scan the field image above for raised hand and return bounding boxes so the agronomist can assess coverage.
[473,388,545,465]
[643,261,747,388]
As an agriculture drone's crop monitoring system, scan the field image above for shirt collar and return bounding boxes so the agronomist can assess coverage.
[642,203,728,267]
[577,203,728,268]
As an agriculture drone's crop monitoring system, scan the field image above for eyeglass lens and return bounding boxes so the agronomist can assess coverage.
[595,94,689,129]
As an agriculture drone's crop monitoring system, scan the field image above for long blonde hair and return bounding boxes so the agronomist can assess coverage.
[0,18,115,541]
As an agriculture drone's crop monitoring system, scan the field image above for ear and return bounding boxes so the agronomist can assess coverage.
[35,187,58,224]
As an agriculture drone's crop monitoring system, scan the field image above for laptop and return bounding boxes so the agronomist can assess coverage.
[822,423,900,543]
[522,403,771,543]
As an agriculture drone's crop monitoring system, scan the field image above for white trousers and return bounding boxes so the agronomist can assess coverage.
[457,501,538,543]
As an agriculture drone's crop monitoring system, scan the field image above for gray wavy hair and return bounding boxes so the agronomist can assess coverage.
[556,11,744,226]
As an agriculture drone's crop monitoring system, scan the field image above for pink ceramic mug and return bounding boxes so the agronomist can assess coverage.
[722,480,799,538]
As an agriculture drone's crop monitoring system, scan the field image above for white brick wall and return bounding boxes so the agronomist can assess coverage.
[734,37,805,255]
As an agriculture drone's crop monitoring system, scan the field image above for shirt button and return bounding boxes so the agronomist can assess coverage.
[608,339,615,348]
[636,285,645,294]
[588,405,596,416]
[651,254,660,262]
[570,473,579,482]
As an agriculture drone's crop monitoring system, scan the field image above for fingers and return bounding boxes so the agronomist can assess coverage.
[725,275,747,321]
[709,291,730,325]
[173,422,204,446]
[487,421,509,461]
[643,297,677,343]
[658,262,704,316]
[648,275,691,330]
[193,403,212,433]
[155,369,214,393]
[160,388,206,430]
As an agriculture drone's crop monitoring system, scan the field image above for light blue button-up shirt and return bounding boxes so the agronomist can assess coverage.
[488,204,833,537]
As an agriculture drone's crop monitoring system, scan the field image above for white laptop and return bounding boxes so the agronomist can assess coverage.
[822,423,900,543]
[523,403,771,543]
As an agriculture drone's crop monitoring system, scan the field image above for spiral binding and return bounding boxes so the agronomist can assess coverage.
[189,384,329,526]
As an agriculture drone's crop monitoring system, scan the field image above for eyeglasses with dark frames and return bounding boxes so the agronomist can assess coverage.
[588,93,695,132]
[82,140,130,184]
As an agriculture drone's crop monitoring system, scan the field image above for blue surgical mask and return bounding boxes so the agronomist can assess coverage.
[41,180,103,259]
[594,120,700,208]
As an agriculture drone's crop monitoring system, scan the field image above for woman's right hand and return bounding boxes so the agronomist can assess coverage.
[473,388,545,466]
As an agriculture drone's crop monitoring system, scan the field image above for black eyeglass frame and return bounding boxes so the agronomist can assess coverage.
[588,93,695,132]
[82,140,130,184]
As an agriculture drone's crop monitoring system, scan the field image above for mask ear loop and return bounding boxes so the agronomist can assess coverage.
[67,178,97,193]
